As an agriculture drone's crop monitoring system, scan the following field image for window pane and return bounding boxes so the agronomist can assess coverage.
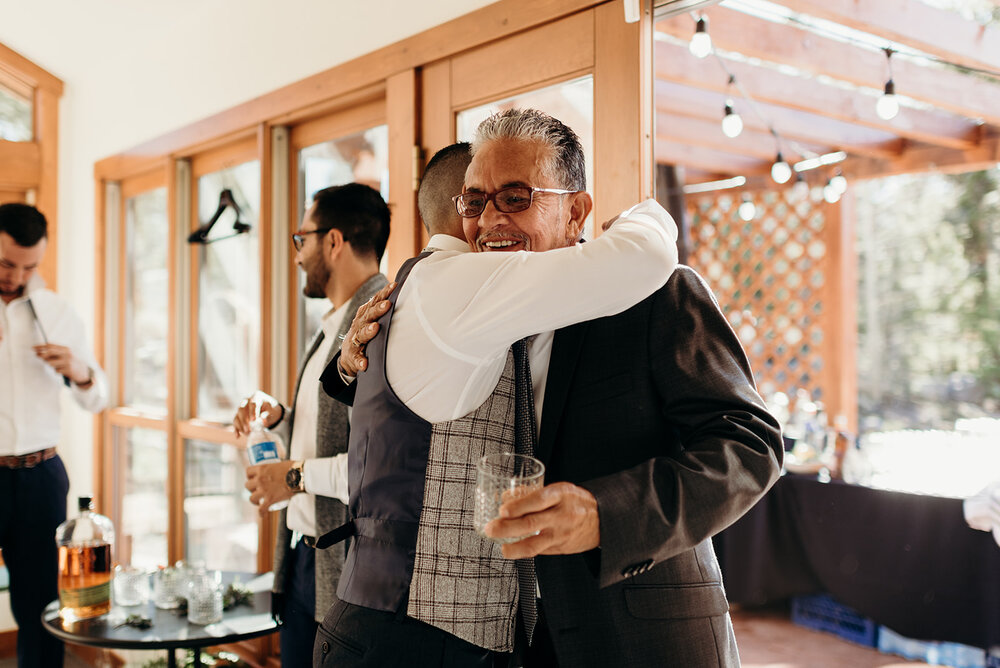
[124,187,168,412]
[297,125,389,346]
[456,77,595,237]
[184,440,257,572]
[112,427,168,570]
[0,83,32,142]
[196,161,260,422]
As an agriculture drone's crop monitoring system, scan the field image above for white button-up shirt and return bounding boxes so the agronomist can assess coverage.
[285,302,351,535]
[0,275,108,456]
[385,199,678,425]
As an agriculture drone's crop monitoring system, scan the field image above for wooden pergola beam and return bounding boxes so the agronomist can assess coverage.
[655,41,982,151]
[778,0,1000,76]
[655,80,906,162]
[656,111,832,162]
[655,139,771,176]
[656,7,1000,127]
[848,134,1000,180]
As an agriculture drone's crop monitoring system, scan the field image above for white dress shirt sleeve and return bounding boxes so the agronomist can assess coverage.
[385,199,679,422]
[408,198,677,360]
[302,454,349,504]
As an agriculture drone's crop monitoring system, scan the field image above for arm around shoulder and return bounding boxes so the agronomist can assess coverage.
[320,352,357,406]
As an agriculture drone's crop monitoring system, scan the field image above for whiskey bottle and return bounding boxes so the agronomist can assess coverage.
[56,496,115,620]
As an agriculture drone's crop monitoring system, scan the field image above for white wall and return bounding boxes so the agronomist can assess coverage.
[0,0,492,627]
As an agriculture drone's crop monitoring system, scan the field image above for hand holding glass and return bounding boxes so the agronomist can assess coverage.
[474,453,545,544]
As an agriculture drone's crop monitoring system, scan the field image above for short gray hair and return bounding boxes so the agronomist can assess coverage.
[471,108,586,191]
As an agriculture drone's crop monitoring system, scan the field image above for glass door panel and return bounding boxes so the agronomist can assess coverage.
[296,125,389,348]
[456,77,595,238]
[0,81,32,141]
[196,161,261,422]
[112,426,169,569]
[183,440,258,572]
[123,187,169,412]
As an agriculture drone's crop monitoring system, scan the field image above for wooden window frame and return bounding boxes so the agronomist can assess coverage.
[0,42,63,289]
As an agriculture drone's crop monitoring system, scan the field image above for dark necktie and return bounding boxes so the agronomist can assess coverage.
[512,337,538,645]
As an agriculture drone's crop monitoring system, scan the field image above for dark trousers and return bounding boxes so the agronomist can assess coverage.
[0,455,68,668]
[513,600,559,668]
[281,538,319,668]
[313,598,497,667]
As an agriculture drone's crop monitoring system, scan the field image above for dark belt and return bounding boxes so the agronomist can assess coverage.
[0,447,57,469]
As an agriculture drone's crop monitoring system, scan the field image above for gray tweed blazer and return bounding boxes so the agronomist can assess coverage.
[272,273,388,621]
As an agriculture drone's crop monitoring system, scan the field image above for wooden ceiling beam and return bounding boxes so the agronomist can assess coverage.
[656,7,1000,126]
[655,41,983,151]
[848,135,1000,180]
[656,111,832,162]
[777,0,1000,75]
[655,80,906,161]
[655,139,771,176]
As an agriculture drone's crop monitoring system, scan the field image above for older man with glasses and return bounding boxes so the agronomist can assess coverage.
[316,109,782,668]
[231,182,389,668]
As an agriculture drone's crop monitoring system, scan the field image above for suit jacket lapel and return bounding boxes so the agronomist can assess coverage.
[537,322,588,465]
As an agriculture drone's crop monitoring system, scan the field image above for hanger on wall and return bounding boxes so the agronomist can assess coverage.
[187,188,251,244]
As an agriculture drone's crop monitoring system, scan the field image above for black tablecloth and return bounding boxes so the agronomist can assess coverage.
[714,474,1000,649]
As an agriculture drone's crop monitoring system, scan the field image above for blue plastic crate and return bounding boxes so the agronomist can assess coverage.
[791,594,878,647]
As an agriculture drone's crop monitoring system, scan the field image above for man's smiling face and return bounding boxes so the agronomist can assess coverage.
[462,139,583,253]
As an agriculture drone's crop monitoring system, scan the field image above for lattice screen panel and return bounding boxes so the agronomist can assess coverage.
[686,188,839,410]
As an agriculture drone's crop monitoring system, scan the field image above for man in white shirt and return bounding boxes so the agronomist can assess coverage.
[232,183,389,668]
[0,203,108,668]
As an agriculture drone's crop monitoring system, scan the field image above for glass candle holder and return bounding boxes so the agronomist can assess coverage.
[112,565,150,607]
[186,571,223,625]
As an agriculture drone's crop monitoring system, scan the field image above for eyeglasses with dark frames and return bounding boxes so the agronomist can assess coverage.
[291,228,332,252]
[452,186,578,218]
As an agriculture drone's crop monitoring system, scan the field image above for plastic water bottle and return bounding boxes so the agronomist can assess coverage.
[245,403,288,512]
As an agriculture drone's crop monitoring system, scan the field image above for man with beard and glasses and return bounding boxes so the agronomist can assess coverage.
[232,183,389,668]
[0,203,108,668]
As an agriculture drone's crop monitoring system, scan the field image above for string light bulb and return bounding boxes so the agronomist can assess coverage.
[829,170,848,195]
[792,173,809,199]
[771,152,792,184]
[823,180,843,203]
[689,16,712,58]
[738,195,756,222]
[722,100,743,138]
[876,49,899,121]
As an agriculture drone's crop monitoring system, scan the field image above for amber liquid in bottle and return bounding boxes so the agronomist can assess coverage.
[58,541,112,620]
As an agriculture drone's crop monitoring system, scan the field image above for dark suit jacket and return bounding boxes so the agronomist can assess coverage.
[534,266,783,667]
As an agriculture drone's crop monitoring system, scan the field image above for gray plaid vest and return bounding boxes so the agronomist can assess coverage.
[334,253,518,651]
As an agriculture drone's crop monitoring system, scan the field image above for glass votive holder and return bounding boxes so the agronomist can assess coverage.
[186,571,223,625]
[152,566,185,610]
[112,565,150,607]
